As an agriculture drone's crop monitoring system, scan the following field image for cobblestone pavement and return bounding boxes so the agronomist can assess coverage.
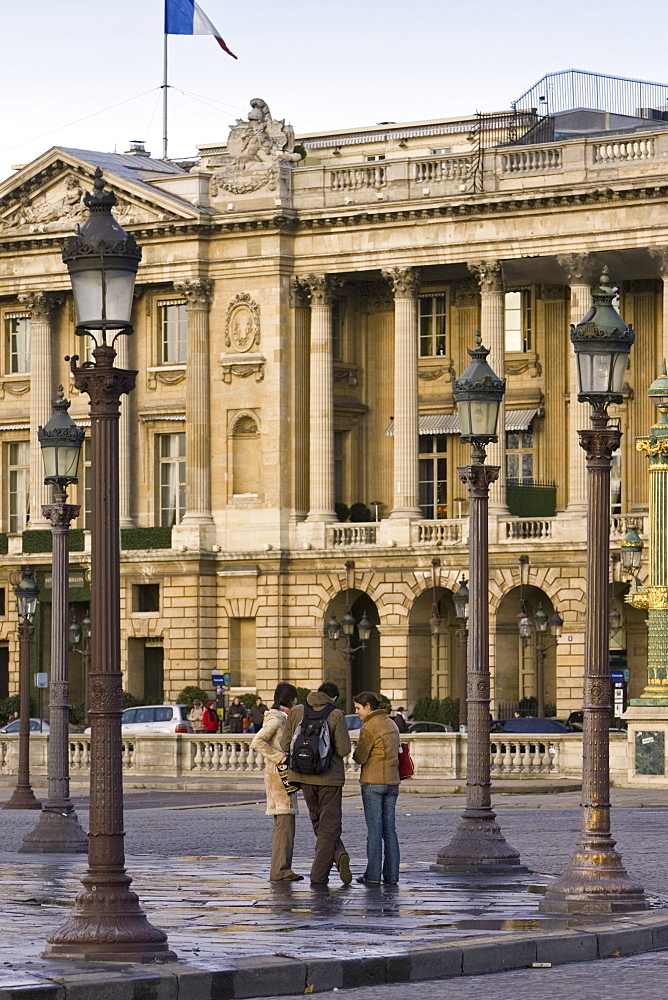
[247,951,668,1000]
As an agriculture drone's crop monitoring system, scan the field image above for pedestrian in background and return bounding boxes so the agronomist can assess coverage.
[353,690,401,886]
[280,681,352,886]
[189,699,205,733]
[203,701,220,733]
[251,682,303,882]
[226,697,247,734]
[249,696,268,733]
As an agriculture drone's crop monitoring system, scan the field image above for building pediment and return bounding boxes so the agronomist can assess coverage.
[0,148,204,239]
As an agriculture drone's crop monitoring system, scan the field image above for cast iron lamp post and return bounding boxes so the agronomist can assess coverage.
[541,268,647,914]
[452,576,469,729]
[22,389,87,854]
[326,560,372,713]
[517,603,563,718]
[620,524,643,585]
[4,568,41,810]
[44,169,175,960]
[434,332,525,873]
[69,608,91,718]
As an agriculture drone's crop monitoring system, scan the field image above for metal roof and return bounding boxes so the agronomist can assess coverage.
[385,408,540,436]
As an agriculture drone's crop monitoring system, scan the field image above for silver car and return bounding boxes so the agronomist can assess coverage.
[85,705,193,735]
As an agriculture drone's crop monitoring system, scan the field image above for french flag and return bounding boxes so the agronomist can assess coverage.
[165,0,237,59]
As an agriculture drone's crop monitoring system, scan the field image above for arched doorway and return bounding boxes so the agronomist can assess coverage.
[495,586,558,717]
[323,590,380,702]
[408,587,459,708]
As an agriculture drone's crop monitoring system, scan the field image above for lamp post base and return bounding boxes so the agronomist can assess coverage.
[20,808,88,854]
[539,836,648,914]
[4,786,41,810]
[432,813,528,875]
[43,875,176,963]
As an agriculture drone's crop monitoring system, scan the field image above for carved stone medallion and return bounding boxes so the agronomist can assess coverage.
[225,293,260,353]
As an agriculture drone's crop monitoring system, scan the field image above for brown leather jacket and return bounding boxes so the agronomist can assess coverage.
[353,709,401,785]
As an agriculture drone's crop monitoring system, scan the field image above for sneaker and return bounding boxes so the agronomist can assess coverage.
[336,852,353,885]
[356,876,381,885]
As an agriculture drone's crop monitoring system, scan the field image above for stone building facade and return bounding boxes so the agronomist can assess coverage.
[0,85,663,717]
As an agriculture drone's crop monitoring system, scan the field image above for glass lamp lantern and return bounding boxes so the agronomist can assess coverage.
[14,567,40,623]
[620,525,643,575]
[357,612,372,642]
[81,611,92,641]
[326,615,340,642]
[518,615,533,641]
[69,618,82,647]
[453,577,469,620]
[549,612,564,639]
[534,605,548,634]
[453,332,505,443]
[570,268,634,406]
[62,168,141,338]
[341,608,356,636]
[38,389,84,487]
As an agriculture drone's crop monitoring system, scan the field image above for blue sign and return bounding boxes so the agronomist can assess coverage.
[611,670,626,683]
[211,672,225,687]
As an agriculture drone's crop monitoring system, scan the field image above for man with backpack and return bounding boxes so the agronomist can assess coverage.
[279,681,352,886]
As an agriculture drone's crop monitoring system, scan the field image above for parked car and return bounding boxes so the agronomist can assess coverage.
[407,721,453,733]
[498,718,571,735]
[0,718,50,734]
[345,714,363,731]
[84,705,193,736]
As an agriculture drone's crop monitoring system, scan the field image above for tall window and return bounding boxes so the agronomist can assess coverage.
[332,298,345,362]
[8,441,29,532]
[504,290,532,352]
[334,430,346,504]
[83,438,92,530]
[419,295,446,357]
[159,302,187,365]
[231,416,261,496]
[419,435,447,519]
[159,432,185,526]
[7,316,30,373]
[506,430,533,484]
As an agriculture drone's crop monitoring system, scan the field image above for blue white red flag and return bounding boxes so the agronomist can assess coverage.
[165,0,237,59]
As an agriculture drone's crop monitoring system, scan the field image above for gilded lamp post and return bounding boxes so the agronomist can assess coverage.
[541,269,647,914]
[627,363,668,702]
[433,333,525,873]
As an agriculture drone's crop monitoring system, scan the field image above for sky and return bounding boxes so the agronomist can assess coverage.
[2,0,668,182]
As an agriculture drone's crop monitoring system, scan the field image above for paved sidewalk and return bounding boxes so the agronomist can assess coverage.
[0,852,665,998]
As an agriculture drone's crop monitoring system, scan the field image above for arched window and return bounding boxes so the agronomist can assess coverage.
[232,415,261,496]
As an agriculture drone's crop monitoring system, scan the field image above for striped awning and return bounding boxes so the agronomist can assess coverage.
[385,408,540,437]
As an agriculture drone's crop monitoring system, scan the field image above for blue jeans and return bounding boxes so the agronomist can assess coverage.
[360,784,400,883]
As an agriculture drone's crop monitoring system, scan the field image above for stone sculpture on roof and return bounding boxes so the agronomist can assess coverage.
[210,98,301,196]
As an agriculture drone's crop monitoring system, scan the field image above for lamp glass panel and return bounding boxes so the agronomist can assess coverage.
[70,268,105,327]
[611,351,628,395]
[577,351,613,395]
[70,265,135,327]
[41,445,59,480]
[104,267,136,324]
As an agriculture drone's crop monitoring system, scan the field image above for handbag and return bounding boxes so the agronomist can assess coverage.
[398,742,414,780]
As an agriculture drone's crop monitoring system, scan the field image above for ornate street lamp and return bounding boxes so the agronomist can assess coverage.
[452,576,469,729]
[44,169,175,960]
[516,600,563,718]
[434,332,525,874]
[4,567,41,810]
[69,608,92,718]
[327,561,371,713]
[22,390,87,854]
[541,268,646,914]
[620,524,643,582]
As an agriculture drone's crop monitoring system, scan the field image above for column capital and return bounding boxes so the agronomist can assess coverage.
[300,273,341,307]
[458,463,500,498]
[290,276,311,308]
[468,260,503,293]
[556,253,593,285]
[381,266,420,299]
[649,247,668,276]
[18,291,63,324]
[174,279,214,310]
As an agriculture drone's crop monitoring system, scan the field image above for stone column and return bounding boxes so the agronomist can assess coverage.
[173,280,214,545]
[115,328,134,529]
[557,254,592,514]
[20,292,61,529]
[649,248,668,363]
[304,274,336,522]
[382,267,421,519]
[468,262,508,514]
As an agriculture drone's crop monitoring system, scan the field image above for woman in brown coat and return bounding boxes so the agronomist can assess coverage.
[352,691,401,885]
[250,682,302,882]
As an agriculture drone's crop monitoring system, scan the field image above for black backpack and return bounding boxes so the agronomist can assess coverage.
[289,702,335,775]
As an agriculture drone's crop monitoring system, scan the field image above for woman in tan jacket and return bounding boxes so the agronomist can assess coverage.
[250,682,302,882]
[352,691,401,886]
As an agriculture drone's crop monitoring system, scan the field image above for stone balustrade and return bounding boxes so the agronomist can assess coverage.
[501,517,554,541]
[0,732,631,785]
[328,524,378,547]
[412,520,466,545]
[292,129,668,209]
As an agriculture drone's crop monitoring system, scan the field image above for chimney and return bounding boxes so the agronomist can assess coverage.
[125,140,150,157]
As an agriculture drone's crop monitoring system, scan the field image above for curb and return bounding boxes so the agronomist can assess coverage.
[4,911,668,998]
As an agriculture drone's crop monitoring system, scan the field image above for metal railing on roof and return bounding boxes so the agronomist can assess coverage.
[512,69,668,120]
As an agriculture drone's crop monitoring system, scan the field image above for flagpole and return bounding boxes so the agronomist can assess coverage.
[162,31,168,159]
